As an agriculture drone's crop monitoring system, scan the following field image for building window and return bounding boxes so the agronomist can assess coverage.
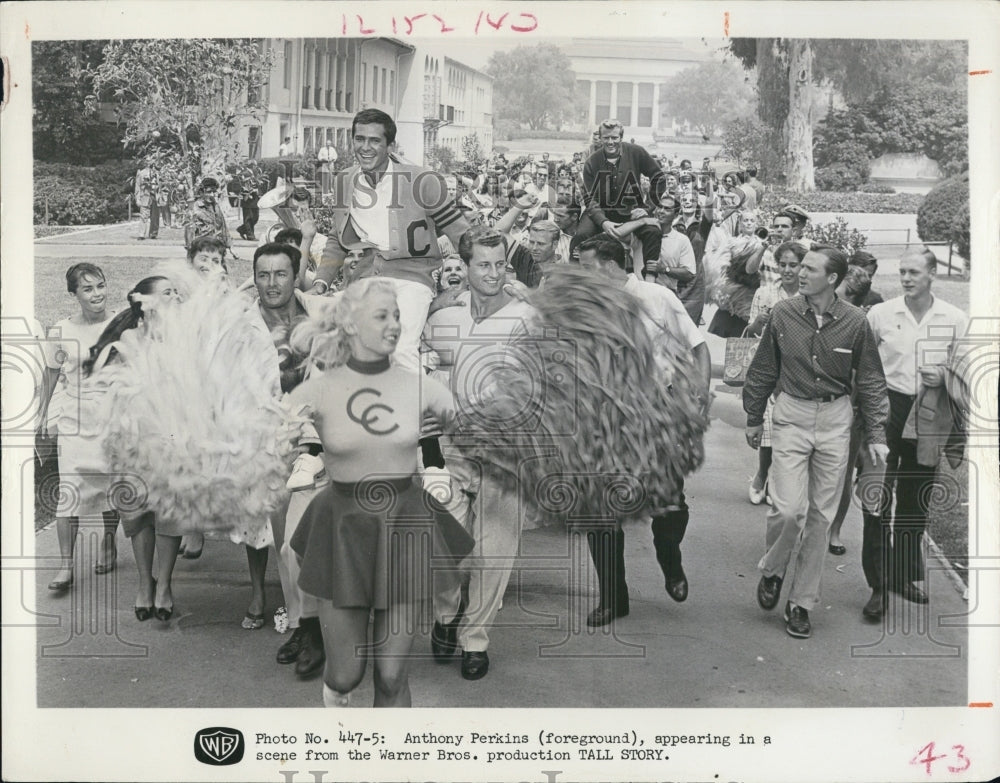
[637,82,654,127]
[248,126,261,159]
[390,70,396,109]
[595,81,611,124]
[372,65,378,104]
[616,81,632,125]
[381,67,387,104]
[283,41,293,88]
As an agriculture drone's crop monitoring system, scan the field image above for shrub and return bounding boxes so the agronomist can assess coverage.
[814,140,871,191]
[805,216,868,255]
[859,182,896,194]
[951,202,970,265]
[815,164,866,192]
[916,171,968,246]
[497,128,589,141]
[759,189,924,215]
[721,117,782,183]
[33,160,138,225]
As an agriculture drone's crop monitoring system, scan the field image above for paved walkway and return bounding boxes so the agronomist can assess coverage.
[27,391,968,709]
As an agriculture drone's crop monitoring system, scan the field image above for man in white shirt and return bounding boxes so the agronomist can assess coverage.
[422,226,535,682]
[576,235,711,625]
[278,136,292,156]
[864,248,969,617]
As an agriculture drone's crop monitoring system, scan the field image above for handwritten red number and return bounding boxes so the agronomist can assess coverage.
[432,14,454,33]
[510,13,538,32]
[474,11,483,34]
[485,12,508,30]
[911,743,948,776]
[357,15,374,35]
[947,745,970,773]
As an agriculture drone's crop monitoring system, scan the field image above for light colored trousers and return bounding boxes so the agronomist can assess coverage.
[385,278,434,373]
[271,483,324,628]
[434,443,522,653]
[759,393,852,611]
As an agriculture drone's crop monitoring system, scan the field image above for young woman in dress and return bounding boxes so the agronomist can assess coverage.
[83,276,184,620]
[38,263,120,592]
[288,278,471,707]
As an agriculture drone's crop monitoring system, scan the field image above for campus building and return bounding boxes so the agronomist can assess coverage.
[567,37,715,141]
[250,38,492,167]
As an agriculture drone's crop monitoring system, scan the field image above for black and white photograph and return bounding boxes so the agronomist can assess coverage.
[2,2,998,782]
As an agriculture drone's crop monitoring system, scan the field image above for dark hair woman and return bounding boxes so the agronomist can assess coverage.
[38,263,120,593]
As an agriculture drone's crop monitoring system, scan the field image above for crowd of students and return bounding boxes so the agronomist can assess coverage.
[38,111,971,707]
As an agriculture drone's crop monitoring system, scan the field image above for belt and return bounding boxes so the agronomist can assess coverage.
[787,392,847,404]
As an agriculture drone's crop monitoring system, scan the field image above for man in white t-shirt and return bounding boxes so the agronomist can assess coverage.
[422,226,535,683]
[576,235,711,626]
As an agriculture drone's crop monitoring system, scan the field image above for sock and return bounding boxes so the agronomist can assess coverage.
[420,437,445,469]
[323,683,350,708]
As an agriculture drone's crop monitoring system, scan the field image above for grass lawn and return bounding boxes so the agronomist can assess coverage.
[928,455,969,581]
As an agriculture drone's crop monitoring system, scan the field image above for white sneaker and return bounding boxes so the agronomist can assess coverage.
[748,477,767,505]
[286,453,326,490]
[422,466,453,504]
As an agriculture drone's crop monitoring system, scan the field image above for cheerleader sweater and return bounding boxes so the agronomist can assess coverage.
[287,357,453,482]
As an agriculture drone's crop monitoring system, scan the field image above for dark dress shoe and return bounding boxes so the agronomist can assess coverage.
[828,543,847,556]
[294,632,326,679]
[154,605,173,622]
[756,574,783,610]
[891,581,928,604]
[431,621,458,662]
[586,603,629,627]
[862,589,886,621]
[134,606,153,622]
[276,626,307,664]
[783,602,811,638]
[664,564,688,603]
[461,651,490,681]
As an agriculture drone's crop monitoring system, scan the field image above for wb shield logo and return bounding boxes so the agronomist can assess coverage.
[195,727,245,765]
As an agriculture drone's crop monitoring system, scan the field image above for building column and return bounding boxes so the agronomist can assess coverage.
[319,48,328,110]
[631,82,639,127]
[588,80,596,127]
[651,83,660,132]
[609,82,618,122]
[302,44,312,109]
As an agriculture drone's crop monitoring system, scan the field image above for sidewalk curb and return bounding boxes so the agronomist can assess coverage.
[924,533,969,600]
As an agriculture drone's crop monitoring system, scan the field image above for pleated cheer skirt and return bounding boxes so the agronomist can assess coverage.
[291,475,474,609]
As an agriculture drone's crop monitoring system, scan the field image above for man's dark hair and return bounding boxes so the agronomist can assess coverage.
[577,235,627,271]
[274,227,304,246]
[352,109,397,145]
[811,244,849,288]
[253,241,301,277]
[187,235,228,261]
[747,166,758,178]
[772,241,808,265]
[841,266,872,306]
[199,176,219,191]
[849,249,878,274]
[458,225,504,263]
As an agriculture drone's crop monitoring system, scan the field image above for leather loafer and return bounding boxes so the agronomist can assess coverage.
[431,621,458,662]
[461,651,490,681]
[828,544,847,556]
[891,581,928,605]
[756,574,783,611]
[586,604,629,627]
[783,602,811,639]
[294,633,326,680]
[276,626,308,664]
[862,589,886,621]
[664,565,688,603]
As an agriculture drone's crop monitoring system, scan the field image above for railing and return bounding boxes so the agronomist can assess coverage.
[860,228,963,277]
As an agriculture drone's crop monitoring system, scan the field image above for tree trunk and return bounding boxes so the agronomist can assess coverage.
[784,39,815,191]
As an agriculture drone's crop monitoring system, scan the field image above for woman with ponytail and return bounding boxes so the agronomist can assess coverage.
[85,276,186,621]
[286,278,473,708]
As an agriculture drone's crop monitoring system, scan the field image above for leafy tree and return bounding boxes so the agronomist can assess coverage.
[461,133,488,170]
[485,44,579,130]
[659,60,755,139]
[728,39,967,191]
[720,117,782,181]
[89,39,274,211]
[425,145,457,174]
[32,41,124,163]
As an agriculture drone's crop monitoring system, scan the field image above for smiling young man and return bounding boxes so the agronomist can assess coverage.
[573,118,665,271]
[863,248,968,616]
[743,246,889,639]
[422,226,535,682]
[310,109,470,372]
